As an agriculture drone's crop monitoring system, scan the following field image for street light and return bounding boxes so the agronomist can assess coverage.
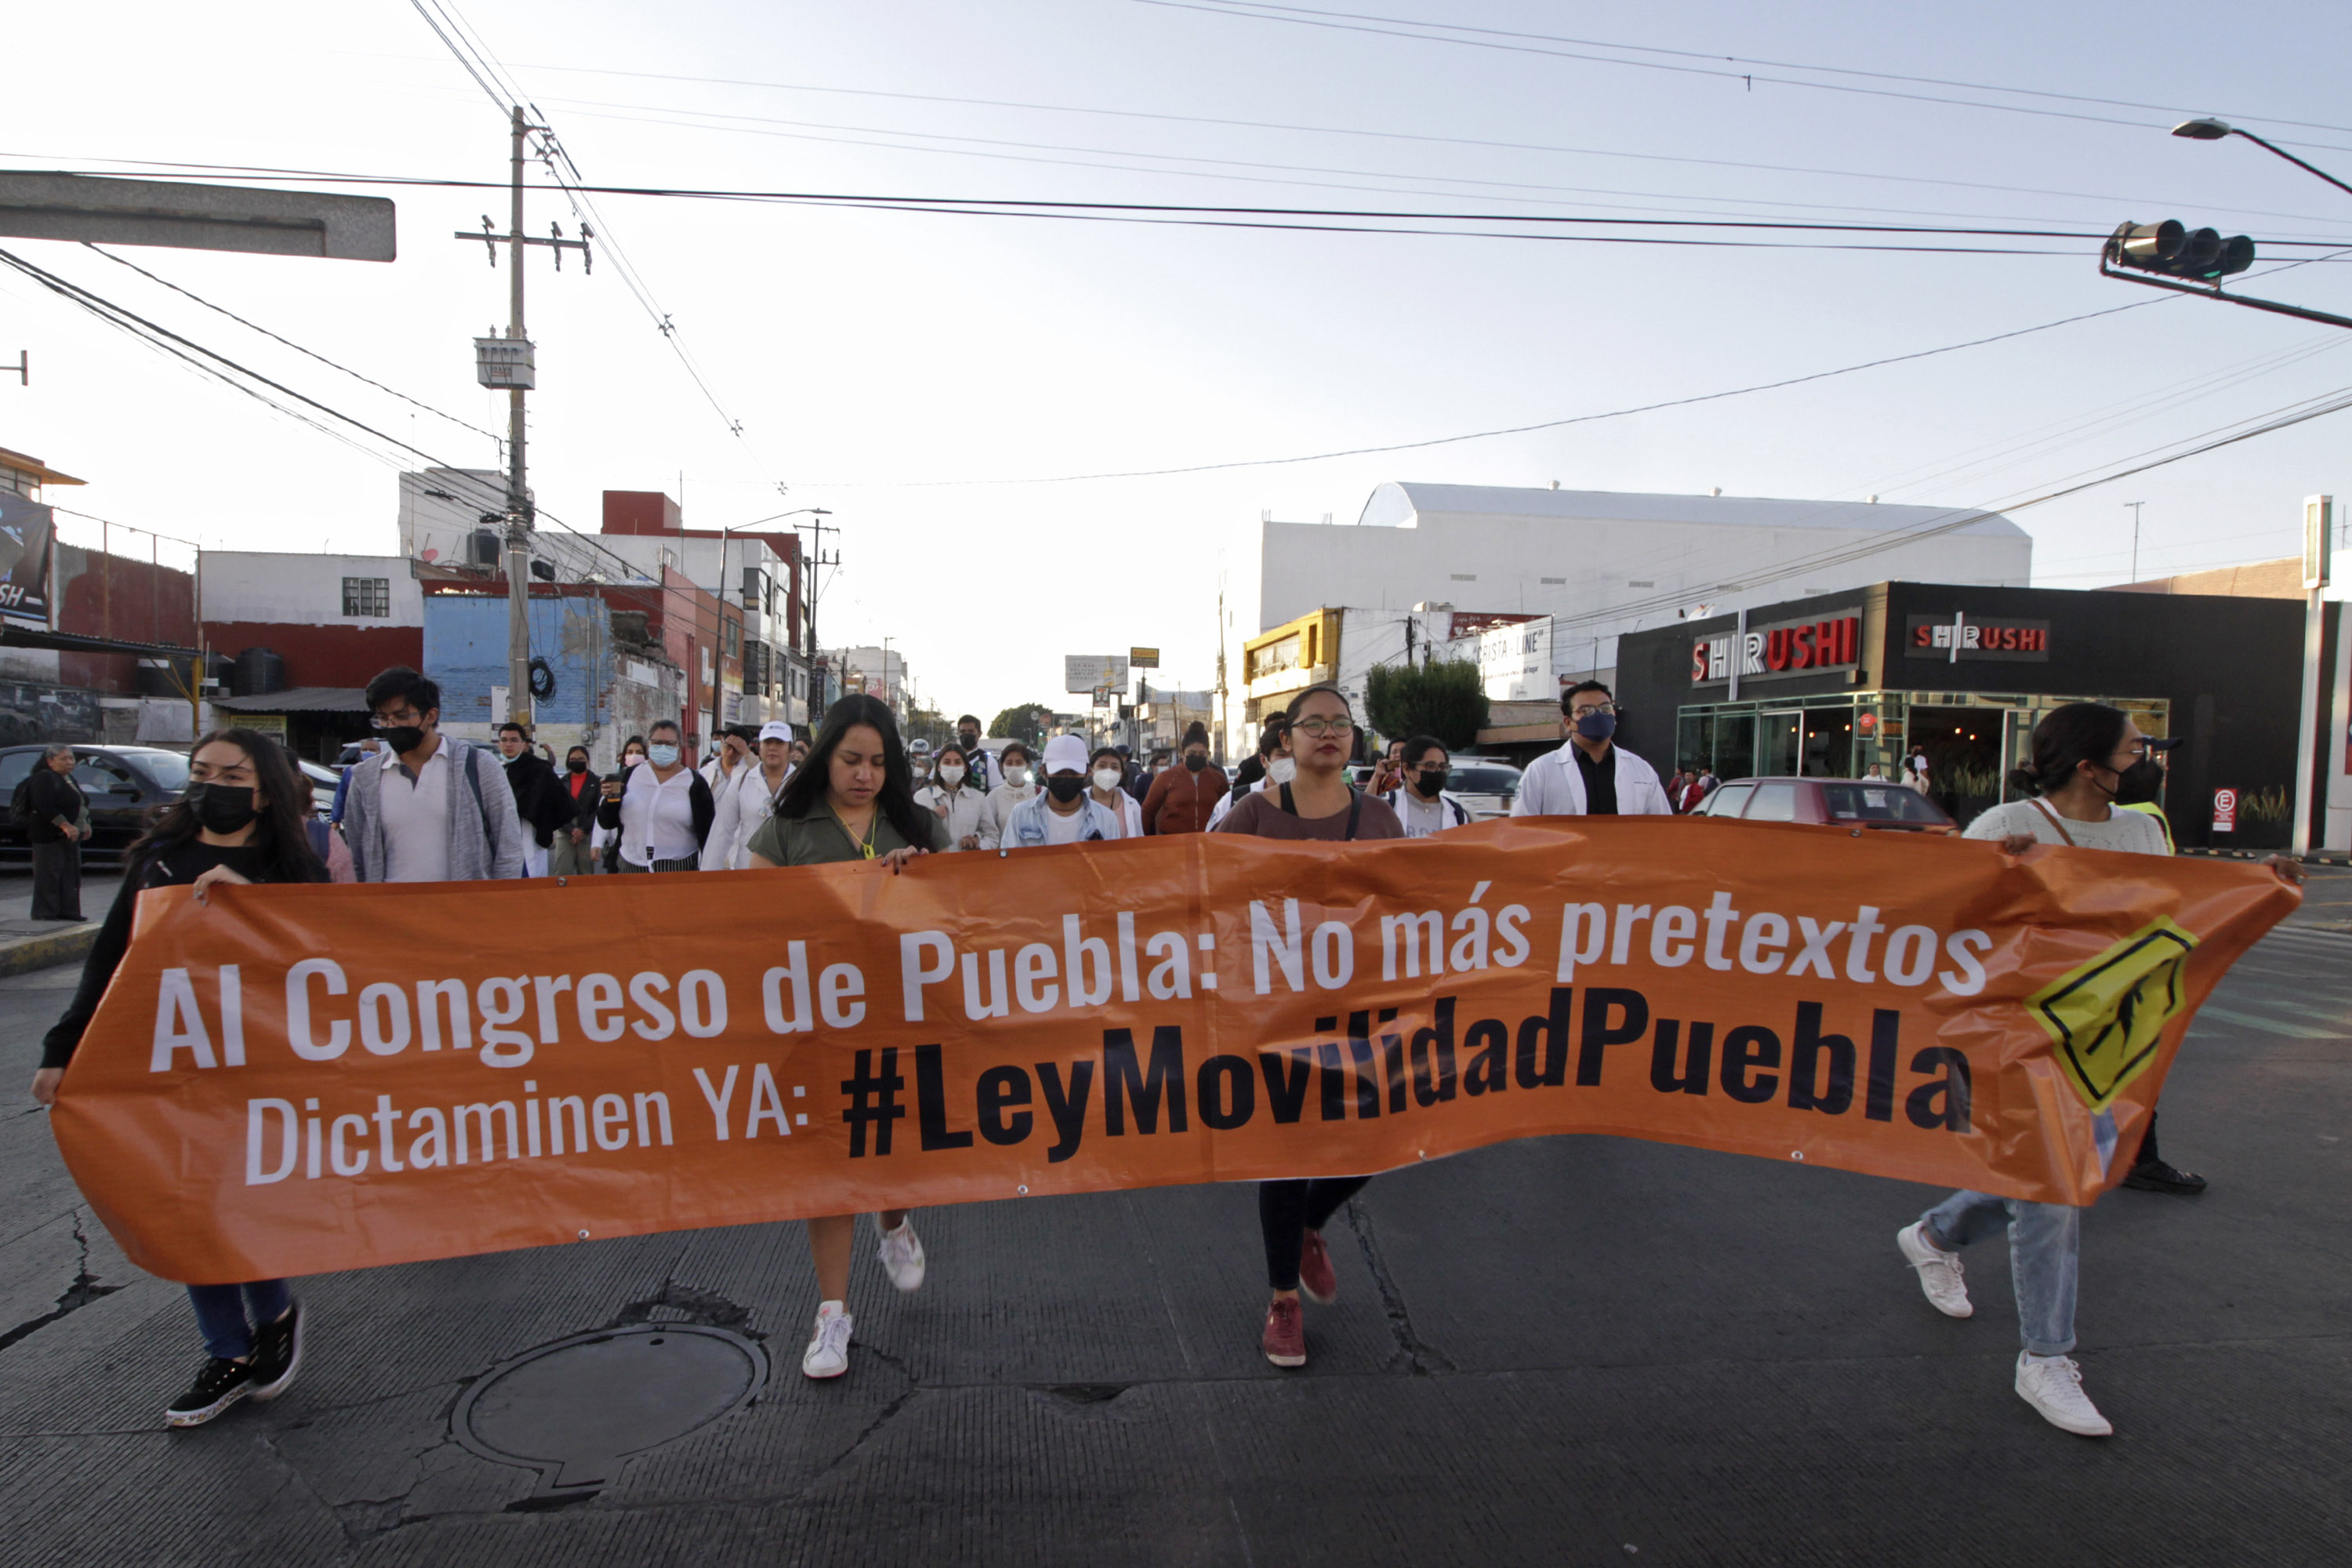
[2172,118,2352,200]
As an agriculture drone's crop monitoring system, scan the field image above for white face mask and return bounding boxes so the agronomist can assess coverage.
[1004,764,1030,787]
[937,764,965,786]
[1092,767,1123,792]
[1267,757,1298,786]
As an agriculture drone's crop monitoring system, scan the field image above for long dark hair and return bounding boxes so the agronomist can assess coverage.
[2007,702,2129,797]
[134,729,327,884]
[775,694,930,846]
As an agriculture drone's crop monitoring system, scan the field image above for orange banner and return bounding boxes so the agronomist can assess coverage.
[53,818,2296,1285]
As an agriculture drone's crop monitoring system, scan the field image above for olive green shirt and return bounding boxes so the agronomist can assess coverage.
[746,804,951,866]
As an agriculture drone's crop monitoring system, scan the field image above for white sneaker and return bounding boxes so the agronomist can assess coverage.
[1896,1222,1973,1318]
[801,1301,852,1380]
[877,1218,926,1293]
[2015,1352,2113,1436]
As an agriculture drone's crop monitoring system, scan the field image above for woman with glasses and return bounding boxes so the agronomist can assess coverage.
[1510,680,1675,818]
[1216,684,1403,1369]
[746,695,949,1381]
[1378,735,1473,837]
[1895,701,2301,1437]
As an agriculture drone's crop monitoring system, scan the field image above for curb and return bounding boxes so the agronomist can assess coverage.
[0,923,100,978]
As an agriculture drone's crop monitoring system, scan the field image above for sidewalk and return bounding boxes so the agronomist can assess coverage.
[0,866,119,978]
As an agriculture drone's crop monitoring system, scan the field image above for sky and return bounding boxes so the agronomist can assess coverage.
[6,0,2352,724]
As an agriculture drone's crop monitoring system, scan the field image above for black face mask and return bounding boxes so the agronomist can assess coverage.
[1046,774,1088,802]
[376,724,426,754]
[567,757,587,774]
[187,782,259,835]
[1185,753,1207,772]
[1411,768,1447,797]
[2111,758,2165,805]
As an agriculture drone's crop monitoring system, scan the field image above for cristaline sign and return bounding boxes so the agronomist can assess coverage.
[52,818,2296,1285]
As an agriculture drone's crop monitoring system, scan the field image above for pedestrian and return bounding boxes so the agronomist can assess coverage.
[2102,736,2202,1192]
[496,721,571,877]
[1368,735,1407,796]
[340,667,525,882]
[1862,760,1889,782]
[702,724,754,792]
[32,728,325,1426]
[22,743,89,920]
[705,721,796,870]
[290,768,356,882]
[907,737,935,793]
[789,738,809,771]
[1206,717,1290,832]
[976,741,1036,850]
[551,746,601,877]
[1510,681,1675,817]
[599,719,711,873]
[1000,735,1127,846]
[1907,746,1932,794]
[1379,735,1472,836]
[1141,722,1229,834]
[744,694,946,1378]
[953,714,1001,792]
[1896,702,2302,1436]
[1090,745,1145,837]
[597,736,647,873]
[1216,684,1402,1367]
[914,742,989,851]
[329,737,379,823]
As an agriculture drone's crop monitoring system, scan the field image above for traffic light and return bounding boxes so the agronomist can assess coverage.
[2107,220,2254,281]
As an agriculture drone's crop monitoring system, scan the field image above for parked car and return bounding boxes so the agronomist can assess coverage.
[0,745,192,866]
[1691,775,1955,833]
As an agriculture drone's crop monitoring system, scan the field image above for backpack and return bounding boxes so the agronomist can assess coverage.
[9,773,34,829]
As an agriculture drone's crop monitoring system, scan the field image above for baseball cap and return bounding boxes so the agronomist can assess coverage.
[757,720,793,744]
[1043,734,1089,775]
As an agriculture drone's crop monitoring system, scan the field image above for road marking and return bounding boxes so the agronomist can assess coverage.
[2192,1004,2339,1039]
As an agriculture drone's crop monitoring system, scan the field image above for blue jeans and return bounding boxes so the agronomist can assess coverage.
[1921,1192,2079,1355]
[187,1280,291,1361]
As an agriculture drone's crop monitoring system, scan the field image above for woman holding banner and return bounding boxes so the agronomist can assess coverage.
[1898,702,2299,1437]
[1218,684,1402,1368]
[746,694,949,1381]
[31,731,328,1428]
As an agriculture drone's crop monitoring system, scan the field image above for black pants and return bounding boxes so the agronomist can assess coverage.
[30,840,81,921]
[2135,1109,2163,1168]
[1259,1177,1370,1290]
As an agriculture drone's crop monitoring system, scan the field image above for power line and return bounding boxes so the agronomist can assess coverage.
[80,242,503,445]
[1137,0,2352,153]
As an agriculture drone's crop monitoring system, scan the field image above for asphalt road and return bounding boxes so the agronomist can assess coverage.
[0,922,2343,1566]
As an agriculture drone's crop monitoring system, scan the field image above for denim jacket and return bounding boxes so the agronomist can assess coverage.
[1000,790,1123,847]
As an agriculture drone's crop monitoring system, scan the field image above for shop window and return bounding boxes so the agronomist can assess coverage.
[343,577,391,617]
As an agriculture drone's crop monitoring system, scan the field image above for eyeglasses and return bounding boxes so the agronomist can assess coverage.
[1414,765,1448,778]
[1570,702,1617,718]
[1294,717,1356,737]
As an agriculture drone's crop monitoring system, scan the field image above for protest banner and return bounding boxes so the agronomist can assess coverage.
[50,817,2296,1284]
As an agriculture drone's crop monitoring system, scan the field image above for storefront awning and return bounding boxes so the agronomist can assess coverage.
[211,688,369,713]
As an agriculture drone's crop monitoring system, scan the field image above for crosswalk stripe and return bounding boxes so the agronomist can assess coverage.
[2191,1004,2339,1039]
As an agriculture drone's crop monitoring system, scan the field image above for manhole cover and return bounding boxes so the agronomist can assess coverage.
[453,1323,768,1496]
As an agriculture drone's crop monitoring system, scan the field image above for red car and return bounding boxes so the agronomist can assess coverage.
[1692,775,1955,833]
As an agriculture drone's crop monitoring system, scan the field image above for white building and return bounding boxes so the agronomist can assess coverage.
[1261,484,2034,697]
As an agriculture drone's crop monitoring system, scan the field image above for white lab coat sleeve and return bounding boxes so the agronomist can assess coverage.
[703,769,745,870]
[1511,754,1551,816]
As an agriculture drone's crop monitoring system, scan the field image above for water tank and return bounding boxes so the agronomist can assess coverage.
[230,647,288,698]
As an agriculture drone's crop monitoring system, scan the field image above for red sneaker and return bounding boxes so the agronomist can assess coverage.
[1298,1228,1338,1305]
[1261,1297,1305,1367]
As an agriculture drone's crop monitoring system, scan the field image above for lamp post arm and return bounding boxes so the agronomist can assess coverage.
[2228,128,2352,201]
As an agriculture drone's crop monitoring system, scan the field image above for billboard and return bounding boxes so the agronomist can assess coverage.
[0,490,55,628]
[1064,653,1129,694]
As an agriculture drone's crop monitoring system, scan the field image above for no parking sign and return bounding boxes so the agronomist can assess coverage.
[2212,788,2238,833]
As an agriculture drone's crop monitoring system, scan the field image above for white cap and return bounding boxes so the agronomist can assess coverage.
[1042,734,1089,775]
[909,738,932,756]
[757,721,793,743]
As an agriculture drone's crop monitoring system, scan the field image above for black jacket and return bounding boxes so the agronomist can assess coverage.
[503,750,574,848]
[25,767,83,845]
[558,766,602,834]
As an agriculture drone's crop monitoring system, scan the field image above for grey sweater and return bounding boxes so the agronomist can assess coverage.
[340,736,526,882]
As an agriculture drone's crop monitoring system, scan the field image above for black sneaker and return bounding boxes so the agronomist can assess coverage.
[165,1358,253,1428]
[2122,1159,2209,1196]
[248,1301,304,1402]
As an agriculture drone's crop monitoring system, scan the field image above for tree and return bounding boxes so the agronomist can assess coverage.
[989,703,1054,748]
[1366,660,1490,752]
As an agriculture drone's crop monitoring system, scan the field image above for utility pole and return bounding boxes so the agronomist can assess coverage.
[797,511,841,707]
[2125,501,2145,583]
[1213,579,1229,764]
[456,106,590,730]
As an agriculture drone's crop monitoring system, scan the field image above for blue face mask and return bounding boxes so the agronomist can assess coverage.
[647,742,681,768]
[1573,711,1617,742]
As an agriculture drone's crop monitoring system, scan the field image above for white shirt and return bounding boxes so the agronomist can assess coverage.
[1387,786,1470,838]
[622,764,702,867]
[377,743,453,884]
[1962,798,2170,857]
[1089,788,1141,839]
[1510,740,1675,817]
[1041,801,1090,844]
[915,782,991,851]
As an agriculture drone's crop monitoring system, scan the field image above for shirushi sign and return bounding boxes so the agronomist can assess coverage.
[53,818,2296,1285]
